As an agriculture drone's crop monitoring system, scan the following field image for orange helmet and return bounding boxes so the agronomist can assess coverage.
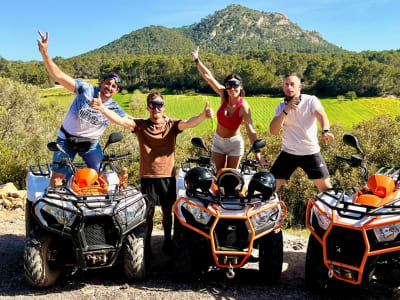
[71,168,108,195]
[73,168,99,188]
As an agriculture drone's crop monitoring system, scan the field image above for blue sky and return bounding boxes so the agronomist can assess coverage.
[2,0,399,61]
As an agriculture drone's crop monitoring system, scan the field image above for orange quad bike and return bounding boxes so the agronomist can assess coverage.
[24,132,149,287]
[305,134,400,290]
[173,137,287,282]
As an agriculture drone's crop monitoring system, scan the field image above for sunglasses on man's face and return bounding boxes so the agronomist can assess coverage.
[225,80,241,90]
[148,100,165,110]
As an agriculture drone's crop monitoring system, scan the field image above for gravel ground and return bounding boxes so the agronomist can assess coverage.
[0,209,399,300]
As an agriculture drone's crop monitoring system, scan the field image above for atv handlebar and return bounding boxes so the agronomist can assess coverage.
[336,155,348,163]
[336,154,368,181]
[240,158,260,175]
[102,152,131,162]
[181,156,215,173]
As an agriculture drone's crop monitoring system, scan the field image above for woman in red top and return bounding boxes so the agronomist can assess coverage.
[190,47,265,171]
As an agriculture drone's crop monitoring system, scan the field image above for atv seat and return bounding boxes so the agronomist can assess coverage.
[354,174,397,207]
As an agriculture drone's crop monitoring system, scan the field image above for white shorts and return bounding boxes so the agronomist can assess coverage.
[211,132,244,156]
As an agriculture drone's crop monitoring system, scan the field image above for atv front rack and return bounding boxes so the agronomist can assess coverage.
[44,184,143,212]
[376,166,400,182]
[33,184,148,238]
[316,188,400,219]
[191,191,277,210]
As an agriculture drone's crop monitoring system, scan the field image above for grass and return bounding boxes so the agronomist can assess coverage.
[283,228,310,238]
[40,86,400,132]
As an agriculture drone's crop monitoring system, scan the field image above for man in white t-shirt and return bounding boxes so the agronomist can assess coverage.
[37,31,125,185]
[269,73,334,192]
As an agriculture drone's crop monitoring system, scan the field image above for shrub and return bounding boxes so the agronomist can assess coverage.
[0,78,64,187]
[345,91,357,100]
[337,95,345,101]
[128,90,146,115]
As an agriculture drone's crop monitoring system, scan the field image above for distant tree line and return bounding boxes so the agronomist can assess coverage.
[1,49,400,96]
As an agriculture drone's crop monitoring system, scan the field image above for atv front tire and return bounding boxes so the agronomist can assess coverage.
[25,200,32,237]
[123,225,146,281]
[173,218,194,277]
[305,233,329,290]
[259,229,283,283]
[24,234,61,287]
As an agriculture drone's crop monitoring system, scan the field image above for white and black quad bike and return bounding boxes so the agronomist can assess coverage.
[24,132,149,287]
[173,137,287,282]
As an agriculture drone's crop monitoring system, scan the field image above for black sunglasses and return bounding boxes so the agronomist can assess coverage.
[148,100,165,110]
[225,80,241,90]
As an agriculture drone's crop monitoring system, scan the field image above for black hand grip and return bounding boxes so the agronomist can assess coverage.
[336,155,348,162]
[186,158,199,163]
[103,152,131,161]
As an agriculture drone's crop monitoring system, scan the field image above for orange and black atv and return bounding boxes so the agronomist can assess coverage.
[305,134,400,289]
[24,132,149,287]
[173,138,287,282]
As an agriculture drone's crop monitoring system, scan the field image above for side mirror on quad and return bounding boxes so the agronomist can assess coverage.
[246,139,266,157]
[47,142,63,153]
[252,139,266,153]
[242,139,266,164]
[103,132,123,152]
[343,134,363,155]
[191,137,209,153]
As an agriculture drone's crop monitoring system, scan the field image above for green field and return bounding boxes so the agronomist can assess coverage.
[41,88,400,133]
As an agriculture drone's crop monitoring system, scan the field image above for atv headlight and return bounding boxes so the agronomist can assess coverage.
[38,203,76,227]
[312,205,331,231]
[117,198,146,226]
[373,222,400,242]
[252,206,279,230]
[182,202,212,225]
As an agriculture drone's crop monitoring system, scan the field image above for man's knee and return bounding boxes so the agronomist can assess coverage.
[313,177,332,192]
[50,171,66,186]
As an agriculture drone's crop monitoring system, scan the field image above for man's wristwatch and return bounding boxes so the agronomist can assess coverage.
[322,129,330,134]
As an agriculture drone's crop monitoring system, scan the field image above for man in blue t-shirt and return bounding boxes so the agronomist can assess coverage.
[37,31,125,185]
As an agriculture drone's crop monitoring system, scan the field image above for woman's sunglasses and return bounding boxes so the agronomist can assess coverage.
[148,100,165,110]
[225,80,241,90]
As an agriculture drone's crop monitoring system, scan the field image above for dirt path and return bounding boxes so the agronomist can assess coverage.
[0,209,397,300]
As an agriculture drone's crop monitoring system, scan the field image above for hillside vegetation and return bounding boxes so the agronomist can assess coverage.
[85,4,342,56]
[3,49,400,97]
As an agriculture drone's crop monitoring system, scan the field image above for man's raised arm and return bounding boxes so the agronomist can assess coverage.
[37,31,75,92]
[91,95,136,131]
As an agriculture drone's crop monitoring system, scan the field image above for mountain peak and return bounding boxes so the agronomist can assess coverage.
[84,4,343,56]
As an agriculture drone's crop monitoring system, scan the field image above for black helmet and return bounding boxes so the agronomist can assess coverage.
[184,167,213,197]
[247,171,276,201]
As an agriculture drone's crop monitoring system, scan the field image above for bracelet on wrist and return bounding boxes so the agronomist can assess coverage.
[282,110,288,115]
[322,129,330,134]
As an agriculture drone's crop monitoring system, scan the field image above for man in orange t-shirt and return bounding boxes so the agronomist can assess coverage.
[92,92,213,255]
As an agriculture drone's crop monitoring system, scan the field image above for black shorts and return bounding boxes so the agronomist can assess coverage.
[270,151,330,180]
[140,177,177,209]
